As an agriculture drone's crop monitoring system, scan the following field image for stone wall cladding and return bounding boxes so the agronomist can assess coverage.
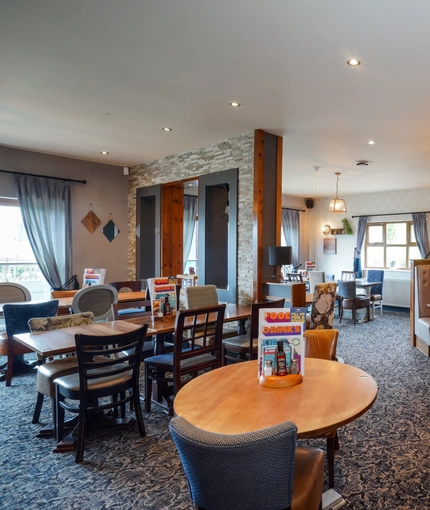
[127,132,254,305]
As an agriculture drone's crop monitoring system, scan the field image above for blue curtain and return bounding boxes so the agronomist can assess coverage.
[353,216,367,277]
[183,196,198,271]
[281,209,299,269]
[14,175,71,289]
[412,213,430,259]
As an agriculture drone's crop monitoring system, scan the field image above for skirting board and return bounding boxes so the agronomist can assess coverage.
[322,489,346,510]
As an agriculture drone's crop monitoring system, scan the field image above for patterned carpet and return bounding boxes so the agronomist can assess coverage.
[1,309,429,510]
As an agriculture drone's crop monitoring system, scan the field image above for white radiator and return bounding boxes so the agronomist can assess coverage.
[383,279,410,308]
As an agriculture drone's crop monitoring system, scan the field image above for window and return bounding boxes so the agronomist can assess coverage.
[365,221,420,270]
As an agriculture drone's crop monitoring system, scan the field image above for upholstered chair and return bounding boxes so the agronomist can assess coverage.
[338,280,370,325]
[367,270,384,319]
[310,282,336,329]
[71,284,118,322]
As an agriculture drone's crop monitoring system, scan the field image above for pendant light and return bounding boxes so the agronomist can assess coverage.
[328,172,347,213]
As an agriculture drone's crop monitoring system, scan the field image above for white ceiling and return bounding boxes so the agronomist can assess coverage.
[2,0,430,198]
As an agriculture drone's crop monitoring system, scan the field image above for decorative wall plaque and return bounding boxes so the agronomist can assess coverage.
[81,204,101,234]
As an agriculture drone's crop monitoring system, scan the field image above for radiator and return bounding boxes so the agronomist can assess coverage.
[383,279,410,308]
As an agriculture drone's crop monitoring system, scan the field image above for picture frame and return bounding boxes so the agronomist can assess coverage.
[323,238,336,254]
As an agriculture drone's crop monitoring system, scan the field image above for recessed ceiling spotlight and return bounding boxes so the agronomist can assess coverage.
[313,166,320,171]
[316,188,320,191]
[162,127,173,132]
[347,59,361,66]
[368,140,375,145]
[100,151,109,155]
[229,102,241,107]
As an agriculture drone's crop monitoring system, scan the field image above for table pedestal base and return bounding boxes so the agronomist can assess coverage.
[322,489,346,510]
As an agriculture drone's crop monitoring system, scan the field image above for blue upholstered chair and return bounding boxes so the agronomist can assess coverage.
[367,270,384,319]
[0,300,59,386]
[337,280,370,325]
[169,416,324,510]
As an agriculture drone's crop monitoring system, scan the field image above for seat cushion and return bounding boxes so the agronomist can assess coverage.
[292,447,324,510]
[146,352,218,371]
[54,363,131,394]
[342,297,370,309]
[37,357,79,398]
[222,334,252,350]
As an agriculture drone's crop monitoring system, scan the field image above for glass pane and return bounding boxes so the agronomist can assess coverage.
[367,225,383,243]
[386,246,407,269]
[386,223,406,245]
[366,246,384,267]
[409,246,421,262]
[0,205,36,262]
[410,224,416,243]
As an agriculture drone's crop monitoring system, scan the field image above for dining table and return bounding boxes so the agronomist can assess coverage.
[56,291,149,314]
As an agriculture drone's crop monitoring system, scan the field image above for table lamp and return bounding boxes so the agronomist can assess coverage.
[268,246,292,282]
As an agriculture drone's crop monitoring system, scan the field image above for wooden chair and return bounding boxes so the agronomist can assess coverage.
[50,289,79,315]
[0,282,31,304]
[222,298,285,364]
[28,312,94,431]
[340,271,356,281]
[309,282,336,330]
[111,299,152,320]
[108,280,142,293]
[169,417,324,510]
[338,280,370,325]
[55,324,149,463]
[304,329,340,489]
[286,273,303,283]
[0,300,59,386]
[144,304,226,414]
[72,285,118,322]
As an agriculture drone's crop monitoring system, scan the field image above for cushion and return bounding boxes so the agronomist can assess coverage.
[28,312,94,332]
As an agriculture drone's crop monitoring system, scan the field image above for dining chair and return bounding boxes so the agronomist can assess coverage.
[337,280,370,325]
[367,270,384,319]
[340,271,356,281]
[108,280,142,293]
[144,304,226,414]
[0,300,59,386]
[222,298,285,364]
[71,284,118,322]
[304,329,340,489]
[286,273,303,283]
[0,282,31,304]
[308,271,325,294]
[169,416,324,510]
[54,324,149,463]
[111,299,152,319]
[309,282,336,330]
[28,312,94,430]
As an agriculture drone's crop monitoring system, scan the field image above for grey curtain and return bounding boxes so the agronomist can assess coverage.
[412,212,430,258]
[14,174,72,289]
[183,195,198,271]
[281,209,299,268]
[353,216,367,277]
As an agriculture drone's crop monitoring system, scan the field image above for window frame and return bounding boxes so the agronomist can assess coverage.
[364,221,417,270]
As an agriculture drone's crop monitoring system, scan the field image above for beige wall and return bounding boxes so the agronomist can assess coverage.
[127,132,255,304]
[0,145,129,286]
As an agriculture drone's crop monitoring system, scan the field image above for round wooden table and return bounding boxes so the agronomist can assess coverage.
[174,358,378,437]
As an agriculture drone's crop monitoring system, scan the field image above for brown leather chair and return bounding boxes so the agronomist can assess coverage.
[222,298,285,364]
[304,328,340,489]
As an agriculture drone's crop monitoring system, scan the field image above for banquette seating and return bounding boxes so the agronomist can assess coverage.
[413,265,430,354]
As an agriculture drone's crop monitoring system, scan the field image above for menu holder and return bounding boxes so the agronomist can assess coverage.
[259,374,303,388]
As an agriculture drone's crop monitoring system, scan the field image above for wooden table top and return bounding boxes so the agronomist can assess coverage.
[13,321,145,358]
[57,291,148,308]
[173,358,378,438]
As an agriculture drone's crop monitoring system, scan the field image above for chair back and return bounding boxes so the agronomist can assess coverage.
[184,285,218,309]
[308,271,325,293]
[286,273,303,282]
[0,282,31,304]
[111,300,152,320]
[74,324,148,393]
[28,312,94,332]
[169,416,297,510]
[310,282,336,329]
[3,300,59,336]
[72,285,118,322]
[108,281,142,293]
[367,270,384,296]
[337,280,357,299]
[248,298,285,357]
[304,329,339,361]
[341,271,356,281]
[173,304,226,390]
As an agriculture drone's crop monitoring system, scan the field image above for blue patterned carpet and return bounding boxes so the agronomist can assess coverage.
[1,310,429,510]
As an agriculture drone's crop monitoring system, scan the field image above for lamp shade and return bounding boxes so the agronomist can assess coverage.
[269,246,292,266]
[328,198,347,213]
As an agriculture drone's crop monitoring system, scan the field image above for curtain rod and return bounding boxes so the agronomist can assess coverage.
[282,207,306,212]
[352,211,430,218]
[0,168,87,184]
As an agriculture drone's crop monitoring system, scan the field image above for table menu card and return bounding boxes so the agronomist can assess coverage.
[147,277,177,318]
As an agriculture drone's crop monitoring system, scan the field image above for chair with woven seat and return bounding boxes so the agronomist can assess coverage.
[338,280,370,325]
[223,298,285,364]
[309,282,336,330]
[169,416,324,510]
[0,300,59,386]
[0,282,31,304]
[108,280,142,293]
[55,324,148,463]
[367,270,384,319]
[304,329,340,489]
[144,304,226,414]
[72,284,118,322]
[28,312,94,429]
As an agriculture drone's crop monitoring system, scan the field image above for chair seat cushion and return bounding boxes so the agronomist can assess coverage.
[37,357,79,398]
[370,294,382,301]
[146,352,218,371]
[222,334,253,350]
[292,447,324,510]
[0,333,33,356]
[54,363,130,393]
[342,297,370,308]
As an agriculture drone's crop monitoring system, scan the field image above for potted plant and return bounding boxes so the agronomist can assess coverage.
[341,218,353,235]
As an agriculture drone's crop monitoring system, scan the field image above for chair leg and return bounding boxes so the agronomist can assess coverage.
[327,436,335,489]
[133,380,146,437]
[32,391,45,424]
[56,386,65,442]
[75,406,87,463]
[144,362,152,413]
[339,304,343,323]
[352,307,357,325]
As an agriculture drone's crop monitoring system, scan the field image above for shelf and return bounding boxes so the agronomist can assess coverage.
[330,228,345,235]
